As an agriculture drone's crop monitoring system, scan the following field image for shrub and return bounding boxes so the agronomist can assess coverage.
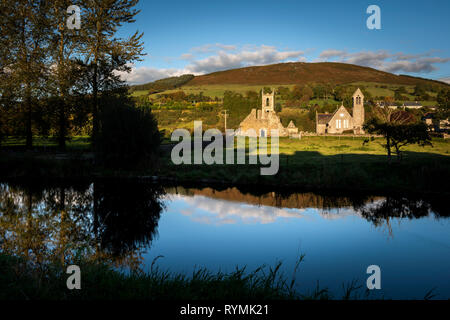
[97,96,161,168]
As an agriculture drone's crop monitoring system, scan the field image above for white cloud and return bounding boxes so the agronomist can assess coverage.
[439,77,450,84]
[190,43,237,54]
[115,65,189,84]
[317,49,450,74]
[119,45,306,84]
[117,45,449,85]
[318,50,347,59]
[186,45,305,74]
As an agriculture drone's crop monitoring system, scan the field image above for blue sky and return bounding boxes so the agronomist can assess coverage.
[117,0,450,84]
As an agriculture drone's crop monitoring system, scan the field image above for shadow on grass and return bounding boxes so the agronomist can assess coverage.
[159,149,450,195]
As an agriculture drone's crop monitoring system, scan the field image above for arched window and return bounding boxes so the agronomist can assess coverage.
[260,129,266,137]
[266,98,270,107]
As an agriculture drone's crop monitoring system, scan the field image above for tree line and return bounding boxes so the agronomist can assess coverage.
[0,0,146,151]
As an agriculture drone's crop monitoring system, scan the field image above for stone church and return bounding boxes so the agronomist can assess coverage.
[237,90,298,137]
[316,88,365,134]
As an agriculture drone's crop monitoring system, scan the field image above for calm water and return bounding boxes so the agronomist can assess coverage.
[0,180,449,299]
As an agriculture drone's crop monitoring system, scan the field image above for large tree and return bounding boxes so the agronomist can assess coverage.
[0,0,51,148]
[80,0,145,145]
[48,0,84,150]
[364,106,431,161]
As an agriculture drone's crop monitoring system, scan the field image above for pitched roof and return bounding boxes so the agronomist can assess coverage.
[403,101,422,106]
[353,88,364,97]
[287,120,296,128]
[317,104,352,125]
[317,113,333,124]
[422,112,435,119]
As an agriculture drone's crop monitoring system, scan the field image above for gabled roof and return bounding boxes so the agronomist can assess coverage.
[352,88,364,97]
[317,113,333,124]
[317,105,352,125]
[287,120,296,128]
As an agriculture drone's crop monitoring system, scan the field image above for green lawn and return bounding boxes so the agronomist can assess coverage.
[1,136,91,150]
[159,136,450,194]
[133,81,439,107]
[277,136,450,159]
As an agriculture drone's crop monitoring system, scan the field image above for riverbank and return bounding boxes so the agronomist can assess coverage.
[1,136,449,195]
[1,253,330,300]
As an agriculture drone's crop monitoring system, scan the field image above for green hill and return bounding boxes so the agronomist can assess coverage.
[131,62,449,94]
[187,62,448,87]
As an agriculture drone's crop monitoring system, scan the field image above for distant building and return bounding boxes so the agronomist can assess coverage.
[237,90,297,137]
[402,101,423,109]
[316,88,365,134]
[422,112,450,132]
[287,120,298,135]
[376,101,398,109]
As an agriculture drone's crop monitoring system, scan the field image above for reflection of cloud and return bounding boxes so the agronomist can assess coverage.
[163,194,359,225]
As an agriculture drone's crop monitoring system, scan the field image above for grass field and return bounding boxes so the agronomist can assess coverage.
[0,136,91,150]
[276,136,449,159]
[133,81,438,106]
[159,136,450,194]
[2,135,449,194]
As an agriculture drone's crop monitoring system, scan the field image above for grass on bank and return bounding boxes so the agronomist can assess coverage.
[0,253,354,300]
[1,136,449,194]
[1,253,439,300]
[0,136,91,151]
[159,136,450,194]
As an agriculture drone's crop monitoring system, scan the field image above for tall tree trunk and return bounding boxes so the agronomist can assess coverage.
[58,99,66,151]
[58,24,66,151]
[386,135,391,162]
[25,85,32,149]
[92,63,99,147]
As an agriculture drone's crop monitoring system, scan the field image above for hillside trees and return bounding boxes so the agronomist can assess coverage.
[223,91,255,128]
[436,88,450,119]
[130,74,195,93]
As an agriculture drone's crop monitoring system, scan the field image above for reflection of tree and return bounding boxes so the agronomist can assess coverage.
[357,196,447,236]
[0,180,165,271]
[0,181,93,267]
[93,180,165,258]
[166,185,447,230]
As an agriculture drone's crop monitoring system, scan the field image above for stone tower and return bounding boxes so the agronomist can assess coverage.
[352,88,364,132]
[262,89,275,113]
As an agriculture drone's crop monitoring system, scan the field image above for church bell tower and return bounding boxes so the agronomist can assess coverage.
[352,88,365,132]
[262,89,275,113]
